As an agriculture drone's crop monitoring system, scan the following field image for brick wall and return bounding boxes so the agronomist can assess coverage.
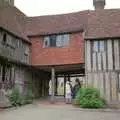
[30,32,84,66]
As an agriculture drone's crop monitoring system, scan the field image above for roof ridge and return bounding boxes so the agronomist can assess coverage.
[28,10,89,18]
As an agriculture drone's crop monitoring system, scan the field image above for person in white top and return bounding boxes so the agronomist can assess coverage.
[65,81,72,104]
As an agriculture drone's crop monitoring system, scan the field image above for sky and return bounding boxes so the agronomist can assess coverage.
[15,0,120,16]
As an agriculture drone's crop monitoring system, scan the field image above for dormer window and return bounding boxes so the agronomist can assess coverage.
[43,34,70,48]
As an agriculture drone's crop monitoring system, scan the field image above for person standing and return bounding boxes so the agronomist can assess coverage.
[72,78,81,99]
[65,81,72,104]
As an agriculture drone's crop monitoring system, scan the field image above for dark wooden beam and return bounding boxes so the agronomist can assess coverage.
[57,74,85,77]
[56,69,85,76]
[55,75,58,95]
[64,76,67,98]
[51,67,55,103]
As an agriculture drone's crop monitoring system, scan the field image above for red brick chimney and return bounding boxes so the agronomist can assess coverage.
[93,0,106,9]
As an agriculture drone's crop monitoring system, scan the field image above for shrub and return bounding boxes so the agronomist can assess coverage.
[73,89,80,105]
[24,85,34,104]
[75,87,105,108]
[9,88,23,106]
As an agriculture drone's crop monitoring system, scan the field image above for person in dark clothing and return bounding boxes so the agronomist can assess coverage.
[72,78,81,99]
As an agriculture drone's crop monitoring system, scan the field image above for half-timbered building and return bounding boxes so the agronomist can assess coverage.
[0,0,120,107]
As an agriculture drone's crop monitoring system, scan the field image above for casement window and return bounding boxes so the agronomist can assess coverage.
[24,45,29,56]
[43,34,70,47]
[118,73,120,90]
[2,33,7,43]
[7,35,16,48]
[2,33,16,49]
[49,35,56,47]
[24,45,30,63]
[93,40,105,52]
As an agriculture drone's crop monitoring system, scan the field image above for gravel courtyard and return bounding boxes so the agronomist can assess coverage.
[0,103,120,120]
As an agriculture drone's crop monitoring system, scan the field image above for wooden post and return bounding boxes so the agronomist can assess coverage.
[51,67,55,103]
[64,76,67,98]
[68,75,70,82]
[55,76,58,96]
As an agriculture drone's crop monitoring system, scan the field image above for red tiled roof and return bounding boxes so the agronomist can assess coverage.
[86,9,120,39]
[1,5,120,40]
[26,11,89,36]
[0,5,30,43]
[26,9,120,39]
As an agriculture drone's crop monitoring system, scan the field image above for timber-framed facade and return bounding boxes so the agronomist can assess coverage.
[1,0,120,107]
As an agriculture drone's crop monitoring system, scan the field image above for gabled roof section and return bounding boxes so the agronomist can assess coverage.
[26,10,89,36]
[0,5,30,43]
[85,9,120,39]
[1,5,120,40]
[26,9,120,39]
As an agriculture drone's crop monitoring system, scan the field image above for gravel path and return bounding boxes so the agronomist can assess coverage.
[0,103,120,120]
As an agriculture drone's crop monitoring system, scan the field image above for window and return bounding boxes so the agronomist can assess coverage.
[24,54,29,63]
[3,33,7,43]
[7,35,16,49]
[93,41,98,52]
[44,34,70,47]
[49,35,56,47]
[99,41,104,52]
[93,40,105,52]
[2,33,16,49]
[44,37,50,47]
[118,73,120,90]
[24,45,29,55]
[24,45,30,63]
[56,35,62,47]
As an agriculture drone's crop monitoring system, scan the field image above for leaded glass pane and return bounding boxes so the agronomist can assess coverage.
[44,36,50,47]
[93,41,98,52]
[56,35,62,47]
[99,41,104,52]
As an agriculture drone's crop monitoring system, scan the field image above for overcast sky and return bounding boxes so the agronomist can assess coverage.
[15,0,120,16]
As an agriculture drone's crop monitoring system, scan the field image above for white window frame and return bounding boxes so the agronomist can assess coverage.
[43,34,70,48]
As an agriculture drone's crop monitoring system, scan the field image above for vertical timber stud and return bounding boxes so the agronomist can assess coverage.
[51,67,55,103]
[68,75,70,82]
[64,76,67,98]
[55,75,58,96]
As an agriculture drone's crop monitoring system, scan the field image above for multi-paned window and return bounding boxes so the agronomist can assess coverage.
[44,34,70,47]
[93,40,105,52]
[2,33,16,49]
[24,44,30,64]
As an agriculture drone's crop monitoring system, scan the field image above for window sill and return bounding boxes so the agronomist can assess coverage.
[43,45,69,48]
[93,51,105,53]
